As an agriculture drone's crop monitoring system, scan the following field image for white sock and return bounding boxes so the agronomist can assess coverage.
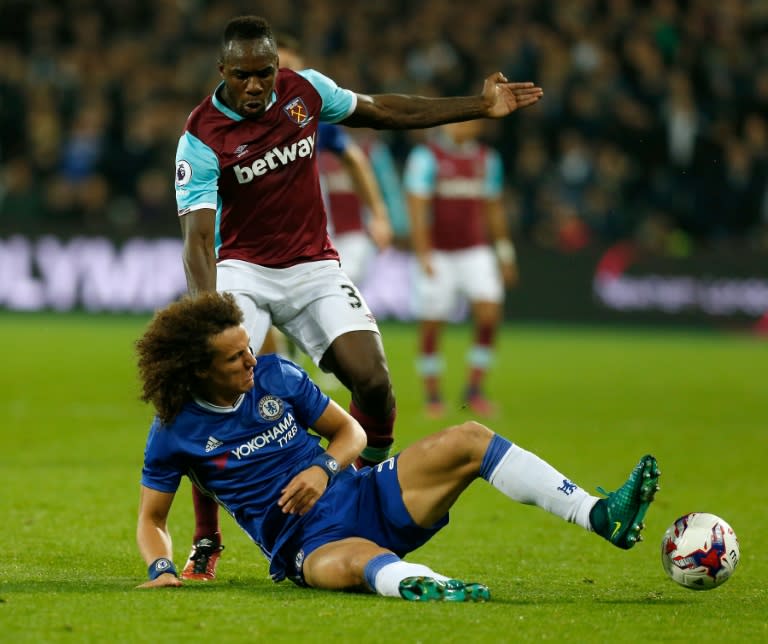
[367,558,449,597]
[488,443,598,530]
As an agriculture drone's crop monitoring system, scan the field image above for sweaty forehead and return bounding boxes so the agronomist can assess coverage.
[222,38,277,67]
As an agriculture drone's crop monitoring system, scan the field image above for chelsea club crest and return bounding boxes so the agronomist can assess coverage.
[258,395,284,421]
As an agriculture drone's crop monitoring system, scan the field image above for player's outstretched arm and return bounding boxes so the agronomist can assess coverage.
[342,72,543,130]
[482,72,543,118]
[136,486,183,589]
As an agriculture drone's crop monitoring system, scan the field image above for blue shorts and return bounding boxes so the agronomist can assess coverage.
[279,455,449,585]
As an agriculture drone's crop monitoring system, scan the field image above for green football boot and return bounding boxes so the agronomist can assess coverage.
[398,576,490,602]
[591,454,661,549]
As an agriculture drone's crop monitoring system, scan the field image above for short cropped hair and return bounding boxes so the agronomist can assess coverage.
[221,15,275,58]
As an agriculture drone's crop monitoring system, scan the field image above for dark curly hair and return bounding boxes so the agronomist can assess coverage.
[136,292,244,425]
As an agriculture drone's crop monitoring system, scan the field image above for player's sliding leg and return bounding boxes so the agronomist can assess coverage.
[479,434,660,548]
[588,454,661,549]
[366,553,490,602]
[304,539,489,602]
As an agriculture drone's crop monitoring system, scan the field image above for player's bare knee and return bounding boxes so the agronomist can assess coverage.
[305,556,359,590]
[441,421,494,467]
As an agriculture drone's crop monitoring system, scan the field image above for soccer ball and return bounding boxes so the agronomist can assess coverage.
[660,512,740,590]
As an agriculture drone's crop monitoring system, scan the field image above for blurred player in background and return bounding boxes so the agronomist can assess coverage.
[136,291,661,601]
[319,144,389,284]
[176,15,542,580]
[405,120,518,418]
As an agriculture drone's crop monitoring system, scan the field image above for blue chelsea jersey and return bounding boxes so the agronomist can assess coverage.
[317,121,349,156]
[141,354,331,561]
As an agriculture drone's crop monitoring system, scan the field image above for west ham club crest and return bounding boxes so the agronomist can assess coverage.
[283,97,313,127]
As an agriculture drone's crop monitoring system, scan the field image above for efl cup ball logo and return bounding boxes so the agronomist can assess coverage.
[258,395,284,421]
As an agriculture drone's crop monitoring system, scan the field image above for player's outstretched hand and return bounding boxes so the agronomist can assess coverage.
[482,72,543,118]
[136,573,183,589]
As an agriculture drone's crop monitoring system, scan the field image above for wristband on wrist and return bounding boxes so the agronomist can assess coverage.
[148,557,178,580]
[310,452,340,480]
[494,239,517,264]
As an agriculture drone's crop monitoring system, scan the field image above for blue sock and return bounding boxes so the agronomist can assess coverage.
[479,434,513,481]
[363,552,400,591]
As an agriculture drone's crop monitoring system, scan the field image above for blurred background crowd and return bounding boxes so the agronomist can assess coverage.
[2,0,768,255]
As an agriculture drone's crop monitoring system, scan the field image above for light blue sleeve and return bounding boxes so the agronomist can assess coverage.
[298,69,356,123]
[485,148,504,198]
[403,145,437,197]
[174,132,220,214]
[369,142,409,235]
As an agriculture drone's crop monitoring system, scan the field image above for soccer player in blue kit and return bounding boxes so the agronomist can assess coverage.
[175,14,544,579]
[136,292,661,601]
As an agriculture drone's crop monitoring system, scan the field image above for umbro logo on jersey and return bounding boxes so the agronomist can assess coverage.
[205,436,223,452]
[232,133,316,184]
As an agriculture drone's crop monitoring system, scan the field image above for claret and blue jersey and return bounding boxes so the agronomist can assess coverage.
[141,354,331,569]
[404,136,504,250]
[174,68,357,268]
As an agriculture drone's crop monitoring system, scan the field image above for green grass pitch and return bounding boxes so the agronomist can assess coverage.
[1,314,766,642]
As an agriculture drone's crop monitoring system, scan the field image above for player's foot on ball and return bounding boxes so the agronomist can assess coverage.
[398,576,490,602]
[181,537,224,580]
[590,454,661,549]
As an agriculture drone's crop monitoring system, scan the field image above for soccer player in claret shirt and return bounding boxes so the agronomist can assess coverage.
[405,120,519,419]
[174,14,543,580]
[277,33,393,281]
[256,35,393,360]
[135,292,661,601]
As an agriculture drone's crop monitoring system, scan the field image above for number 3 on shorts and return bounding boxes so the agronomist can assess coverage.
[340,284,362,309]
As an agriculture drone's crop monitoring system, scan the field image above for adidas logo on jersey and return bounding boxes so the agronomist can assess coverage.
[233,133,316,184]
[205,436,223,453]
